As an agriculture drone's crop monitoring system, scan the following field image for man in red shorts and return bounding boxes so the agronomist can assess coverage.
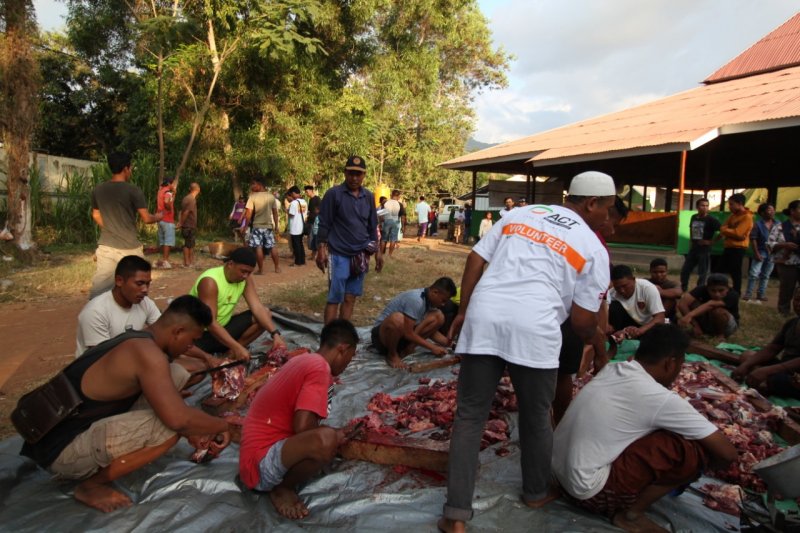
[239,319,359,519]
[552,324,737,532]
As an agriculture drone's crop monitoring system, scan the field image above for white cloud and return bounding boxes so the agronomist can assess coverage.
[473,0,800,143]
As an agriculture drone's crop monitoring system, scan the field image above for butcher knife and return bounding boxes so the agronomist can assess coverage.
[191,353,269,376]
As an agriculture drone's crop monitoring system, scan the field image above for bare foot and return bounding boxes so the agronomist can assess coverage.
[612,510,668,532]
[274,267,282,273]
[522,487,560,509]
[269,486,309,519]
[74,479,132,513]
[437,517,466,533]
[255,270,264,275]
[386,354,409,369]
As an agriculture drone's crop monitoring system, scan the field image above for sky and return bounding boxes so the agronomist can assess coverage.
[31,1,800,144]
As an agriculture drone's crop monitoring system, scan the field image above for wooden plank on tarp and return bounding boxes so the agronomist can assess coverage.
[339,433,450,472]
[688,340,742,365]
[408,356,460,374]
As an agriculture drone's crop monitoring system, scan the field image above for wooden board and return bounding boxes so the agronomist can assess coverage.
[697,362,800,445]
[688,340,742,365]
[339,432,450,472]
[408,356,460,374]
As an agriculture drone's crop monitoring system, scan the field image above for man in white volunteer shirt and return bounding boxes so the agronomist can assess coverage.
[607,264,665,340]
[552,324,736,532]
[439,171,618,533]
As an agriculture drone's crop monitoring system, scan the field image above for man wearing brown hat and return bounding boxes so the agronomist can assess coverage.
[315,156,384,324]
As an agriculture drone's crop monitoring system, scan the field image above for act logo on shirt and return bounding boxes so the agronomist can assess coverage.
[544,213,580,230]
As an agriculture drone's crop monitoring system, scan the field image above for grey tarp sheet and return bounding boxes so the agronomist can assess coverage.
[0,312,743,532]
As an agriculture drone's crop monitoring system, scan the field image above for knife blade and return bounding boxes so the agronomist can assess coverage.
[191,353,269,376]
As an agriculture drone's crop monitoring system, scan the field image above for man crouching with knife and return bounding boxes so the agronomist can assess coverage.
[239,319,359,519]
[18,296,233,513]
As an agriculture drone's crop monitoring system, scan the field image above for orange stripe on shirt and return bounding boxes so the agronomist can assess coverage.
[502,223,587,272]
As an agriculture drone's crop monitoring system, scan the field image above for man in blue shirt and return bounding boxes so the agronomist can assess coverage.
[371,277,457,368]
[315,155,384,324]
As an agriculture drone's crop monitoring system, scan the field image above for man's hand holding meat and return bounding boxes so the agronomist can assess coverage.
[18,296,233,513]
[369,278,458,369]
[239,320,360,520]
[189,247,285,360]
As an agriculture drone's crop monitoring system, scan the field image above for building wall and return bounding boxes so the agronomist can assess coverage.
[0,148,97,192]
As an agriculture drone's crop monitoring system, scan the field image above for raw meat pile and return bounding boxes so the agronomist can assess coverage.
[699,482,742,516]
[351,376,517,450]
[673,364,785,492]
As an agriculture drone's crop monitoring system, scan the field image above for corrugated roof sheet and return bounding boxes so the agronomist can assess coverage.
[441,65,800,170]
[705,12,800,83]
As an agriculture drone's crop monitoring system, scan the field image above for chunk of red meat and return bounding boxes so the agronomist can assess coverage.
[211,360,247,400]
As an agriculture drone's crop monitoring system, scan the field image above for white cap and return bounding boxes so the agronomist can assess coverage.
[567,171,616,197]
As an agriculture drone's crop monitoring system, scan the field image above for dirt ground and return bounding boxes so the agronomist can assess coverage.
[0,233,469,438]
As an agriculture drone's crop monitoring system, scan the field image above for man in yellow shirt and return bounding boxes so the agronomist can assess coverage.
[189,248,285,360]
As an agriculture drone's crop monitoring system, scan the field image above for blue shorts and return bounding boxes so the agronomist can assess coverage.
[158,221,176,246]
[327,253,365,304]
[255,439,288,492]
[382,219,399,242]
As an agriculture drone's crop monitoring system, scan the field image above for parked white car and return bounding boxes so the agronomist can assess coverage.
[438,204,460,228]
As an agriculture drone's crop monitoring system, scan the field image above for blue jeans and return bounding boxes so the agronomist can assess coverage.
[745,255,774,299]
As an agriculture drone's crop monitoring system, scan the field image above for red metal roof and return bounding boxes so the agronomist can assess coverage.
[705,12,800,83]
[440,65,800,171]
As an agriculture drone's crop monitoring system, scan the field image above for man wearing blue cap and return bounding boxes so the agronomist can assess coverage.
[315,156,384,324]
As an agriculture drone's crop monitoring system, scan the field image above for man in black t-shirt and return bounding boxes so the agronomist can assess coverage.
[90,152,162,299]
[677,273,739,338]
[680,198,721,291]
[732,288,800,397]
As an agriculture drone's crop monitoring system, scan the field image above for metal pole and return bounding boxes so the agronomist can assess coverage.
[678,150,687,212]
[471,170,477,208]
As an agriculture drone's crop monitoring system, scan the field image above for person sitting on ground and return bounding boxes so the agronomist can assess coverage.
[552,324,737,533]
[677,273,740,338]
[607,265,665,341]
[76,255,214,377]
[732,287,800,395]
[647,258,682,322]
[239,319,359,519]
[19,296,234,513]
[189,247,285,360]
[76,255,161,358]
[372,277,457,369]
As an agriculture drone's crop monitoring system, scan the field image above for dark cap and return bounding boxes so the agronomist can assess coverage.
[227,247,257,267]
[517,197,528,203]
[345,155,366,172]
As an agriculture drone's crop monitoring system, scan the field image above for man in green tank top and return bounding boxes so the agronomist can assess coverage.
[190,248,285,360]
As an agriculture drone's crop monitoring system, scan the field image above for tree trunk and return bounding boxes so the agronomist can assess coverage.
[0,0,39,253]
[173,19,230,183]
[221,110,241,200]
[156,53,166,183]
